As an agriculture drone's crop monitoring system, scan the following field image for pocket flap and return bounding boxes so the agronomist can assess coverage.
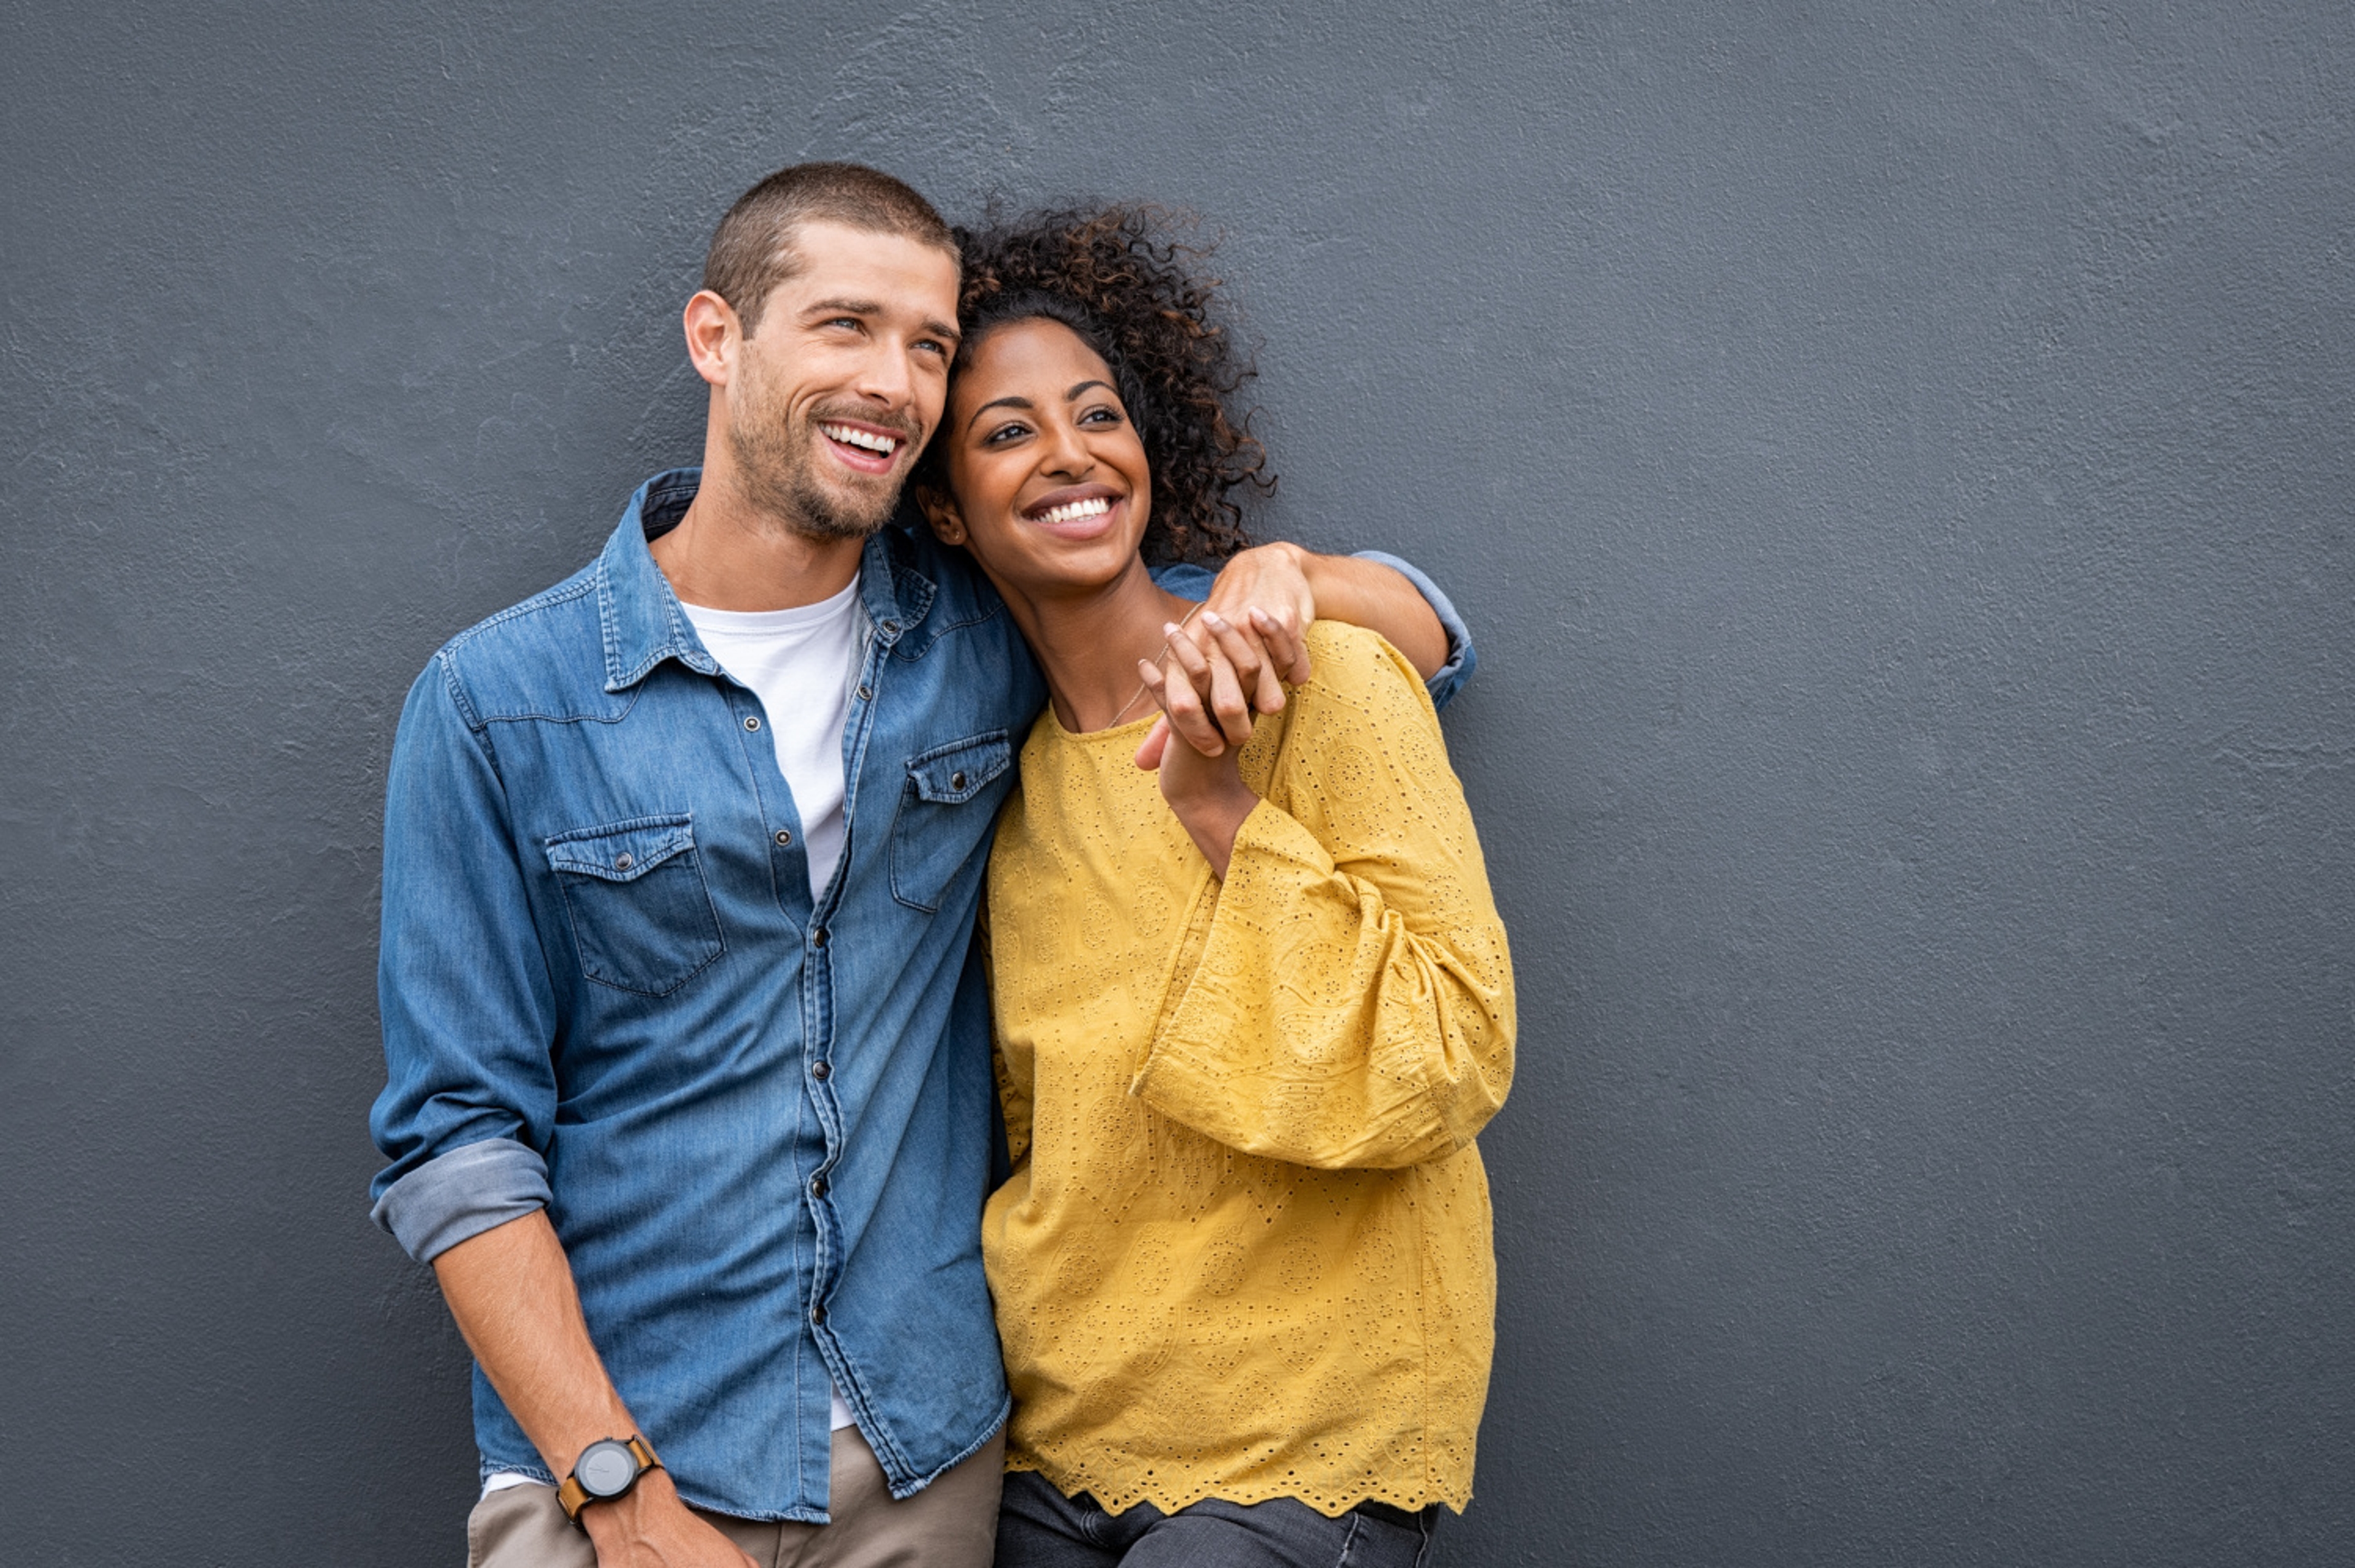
[905,732,1013,805]
[544,815,699,882]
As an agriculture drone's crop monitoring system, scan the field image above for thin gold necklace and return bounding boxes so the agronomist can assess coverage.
[1104,600,1205,728]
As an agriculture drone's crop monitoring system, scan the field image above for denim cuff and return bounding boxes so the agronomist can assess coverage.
[371,1137,551,1263]
[1352,550,1477,712]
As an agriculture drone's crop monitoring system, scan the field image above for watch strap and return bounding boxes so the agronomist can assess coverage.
[556,1434,662,1524]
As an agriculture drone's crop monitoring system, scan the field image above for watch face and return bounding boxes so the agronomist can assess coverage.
[576,1440,639,1498]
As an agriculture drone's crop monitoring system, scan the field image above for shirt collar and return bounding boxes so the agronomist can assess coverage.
[594,467,932,693]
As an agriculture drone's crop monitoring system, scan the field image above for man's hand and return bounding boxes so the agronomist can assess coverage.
[581,1470,757,1567]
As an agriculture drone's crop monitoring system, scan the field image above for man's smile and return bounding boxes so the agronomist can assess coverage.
[818,419,905,475]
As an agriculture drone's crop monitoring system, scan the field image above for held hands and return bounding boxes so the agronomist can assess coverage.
[1133,543,1318,878]
[1133,540,1317,771]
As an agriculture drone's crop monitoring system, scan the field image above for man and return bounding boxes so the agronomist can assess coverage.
[369,163,1474,1567]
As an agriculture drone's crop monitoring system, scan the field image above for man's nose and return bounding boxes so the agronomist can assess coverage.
[854,340,919,410]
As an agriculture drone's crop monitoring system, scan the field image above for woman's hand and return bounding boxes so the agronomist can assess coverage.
[1135,654,1263,878]
[1134,606,1307,771]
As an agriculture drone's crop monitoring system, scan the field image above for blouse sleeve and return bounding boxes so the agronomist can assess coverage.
[1132,627,1515,1169]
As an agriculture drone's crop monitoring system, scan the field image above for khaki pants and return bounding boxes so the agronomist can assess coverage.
[465,1425,1003,1568]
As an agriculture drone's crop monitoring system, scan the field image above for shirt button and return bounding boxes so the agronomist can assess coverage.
[614,852,634,871]
[811,1174,829,1198]
[811,927,829,947]
[810,1061,830,1081]
[744,715,761,732]
[774,829,792,846]
[811,1303,827,1325]
[856,683,873,702]
[880,619,900,637]
[950,771,967,790]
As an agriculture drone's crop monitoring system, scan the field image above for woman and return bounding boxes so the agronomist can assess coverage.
[916,209,1514,1567]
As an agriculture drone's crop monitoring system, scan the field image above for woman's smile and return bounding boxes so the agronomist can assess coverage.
[1022,485,1125,541]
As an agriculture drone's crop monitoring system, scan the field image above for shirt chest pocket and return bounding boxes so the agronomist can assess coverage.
[889,732,1015,913]
[544,814,727,996]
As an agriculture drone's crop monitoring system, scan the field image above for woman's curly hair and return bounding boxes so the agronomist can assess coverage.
[930,205,1275,564]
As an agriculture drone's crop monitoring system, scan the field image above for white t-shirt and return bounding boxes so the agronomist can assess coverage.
[681,579,865,899]
[482,579,867,1497]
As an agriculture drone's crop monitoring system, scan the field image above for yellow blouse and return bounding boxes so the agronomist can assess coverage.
[981,621,1516,1518]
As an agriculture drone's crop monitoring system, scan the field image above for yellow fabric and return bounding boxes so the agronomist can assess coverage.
[981,621,1516,1518]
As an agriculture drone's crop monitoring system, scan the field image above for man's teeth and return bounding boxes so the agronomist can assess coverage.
[821,423,899,455]
[1037,497,1112,525]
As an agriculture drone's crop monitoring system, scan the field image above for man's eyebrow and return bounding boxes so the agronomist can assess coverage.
[925,318,962,345]
[966,394,1033,433]
[804,297,883,317]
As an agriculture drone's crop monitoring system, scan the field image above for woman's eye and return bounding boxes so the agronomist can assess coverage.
[983,423,1029,445]
[1079,407,1120,426]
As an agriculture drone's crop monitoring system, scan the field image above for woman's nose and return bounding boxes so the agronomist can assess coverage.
[1039,417,1093,477]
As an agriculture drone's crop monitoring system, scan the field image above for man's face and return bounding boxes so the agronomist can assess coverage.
[725,220,962,540]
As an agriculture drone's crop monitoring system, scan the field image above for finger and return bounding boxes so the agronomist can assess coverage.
[1152,642,1224,756]
[1199,610,1284,716]
[1183,627,1255,748]
[1249,606,1313,686]
[1133,714,1170,771]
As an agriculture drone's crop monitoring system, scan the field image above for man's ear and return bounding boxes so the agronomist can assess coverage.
[682,289,741,388]
[914,484,968,546]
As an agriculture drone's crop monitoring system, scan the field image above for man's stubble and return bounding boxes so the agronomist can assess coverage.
[728,352,919,544]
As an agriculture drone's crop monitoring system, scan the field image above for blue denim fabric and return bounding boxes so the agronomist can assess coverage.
[369,469,1474,1523]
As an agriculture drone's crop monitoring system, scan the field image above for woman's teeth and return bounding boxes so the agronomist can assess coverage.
[821,423,899,456]
[1036,497,1112,524]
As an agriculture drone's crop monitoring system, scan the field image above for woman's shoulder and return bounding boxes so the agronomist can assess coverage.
[1298,619,1433,712]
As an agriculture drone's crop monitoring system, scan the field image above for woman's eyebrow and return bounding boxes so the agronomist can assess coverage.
[1066,379,1111,400]
[966,394,1034,432]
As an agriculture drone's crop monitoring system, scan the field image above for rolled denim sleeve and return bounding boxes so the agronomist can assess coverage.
[1149,552,1477,712]
[367,654,562,1263]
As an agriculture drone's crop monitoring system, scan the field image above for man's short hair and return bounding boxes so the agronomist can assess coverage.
[703,162,955,333]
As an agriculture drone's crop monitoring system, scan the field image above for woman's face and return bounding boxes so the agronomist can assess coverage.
[927,316,1153,596]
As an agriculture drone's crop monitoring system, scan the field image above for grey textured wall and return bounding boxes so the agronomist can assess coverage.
[5,2,2349,1563]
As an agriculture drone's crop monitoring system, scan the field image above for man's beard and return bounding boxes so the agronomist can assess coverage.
[729,386,917,543]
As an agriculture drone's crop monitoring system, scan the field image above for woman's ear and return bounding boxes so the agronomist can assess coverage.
[914,483,968,546]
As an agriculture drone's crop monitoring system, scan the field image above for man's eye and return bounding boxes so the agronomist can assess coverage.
[915,339,949,359]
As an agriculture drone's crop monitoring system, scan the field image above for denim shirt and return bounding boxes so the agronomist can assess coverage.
[369,468,1474,1522]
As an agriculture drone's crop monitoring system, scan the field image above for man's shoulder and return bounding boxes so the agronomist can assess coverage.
[421,558,624,727]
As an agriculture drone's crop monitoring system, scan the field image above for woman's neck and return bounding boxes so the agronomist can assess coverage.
[991,557,1197,734]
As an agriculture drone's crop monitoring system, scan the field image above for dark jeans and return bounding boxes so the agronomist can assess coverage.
[996,1470,1442,1568]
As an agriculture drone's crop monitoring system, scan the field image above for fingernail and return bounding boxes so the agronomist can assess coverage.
[1202,611,1228,629]
[1164,622,1182,637]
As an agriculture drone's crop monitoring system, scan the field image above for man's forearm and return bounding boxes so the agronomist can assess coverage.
[434,1209,638,1479]
[432,1212,747,1564]
[1296,548,1449,679]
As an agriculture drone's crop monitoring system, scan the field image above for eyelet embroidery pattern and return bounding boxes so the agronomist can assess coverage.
[982,623,1517,1520]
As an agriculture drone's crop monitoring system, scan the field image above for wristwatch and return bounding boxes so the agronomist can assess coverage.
[557,1434,662,1525]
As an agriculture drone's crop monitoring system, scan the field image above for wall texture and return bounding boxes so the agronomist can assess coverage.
[5,3,2350,1563]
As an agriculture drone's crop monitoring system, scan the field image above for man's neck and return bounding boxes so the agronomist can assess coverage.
[650,465,867,612]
